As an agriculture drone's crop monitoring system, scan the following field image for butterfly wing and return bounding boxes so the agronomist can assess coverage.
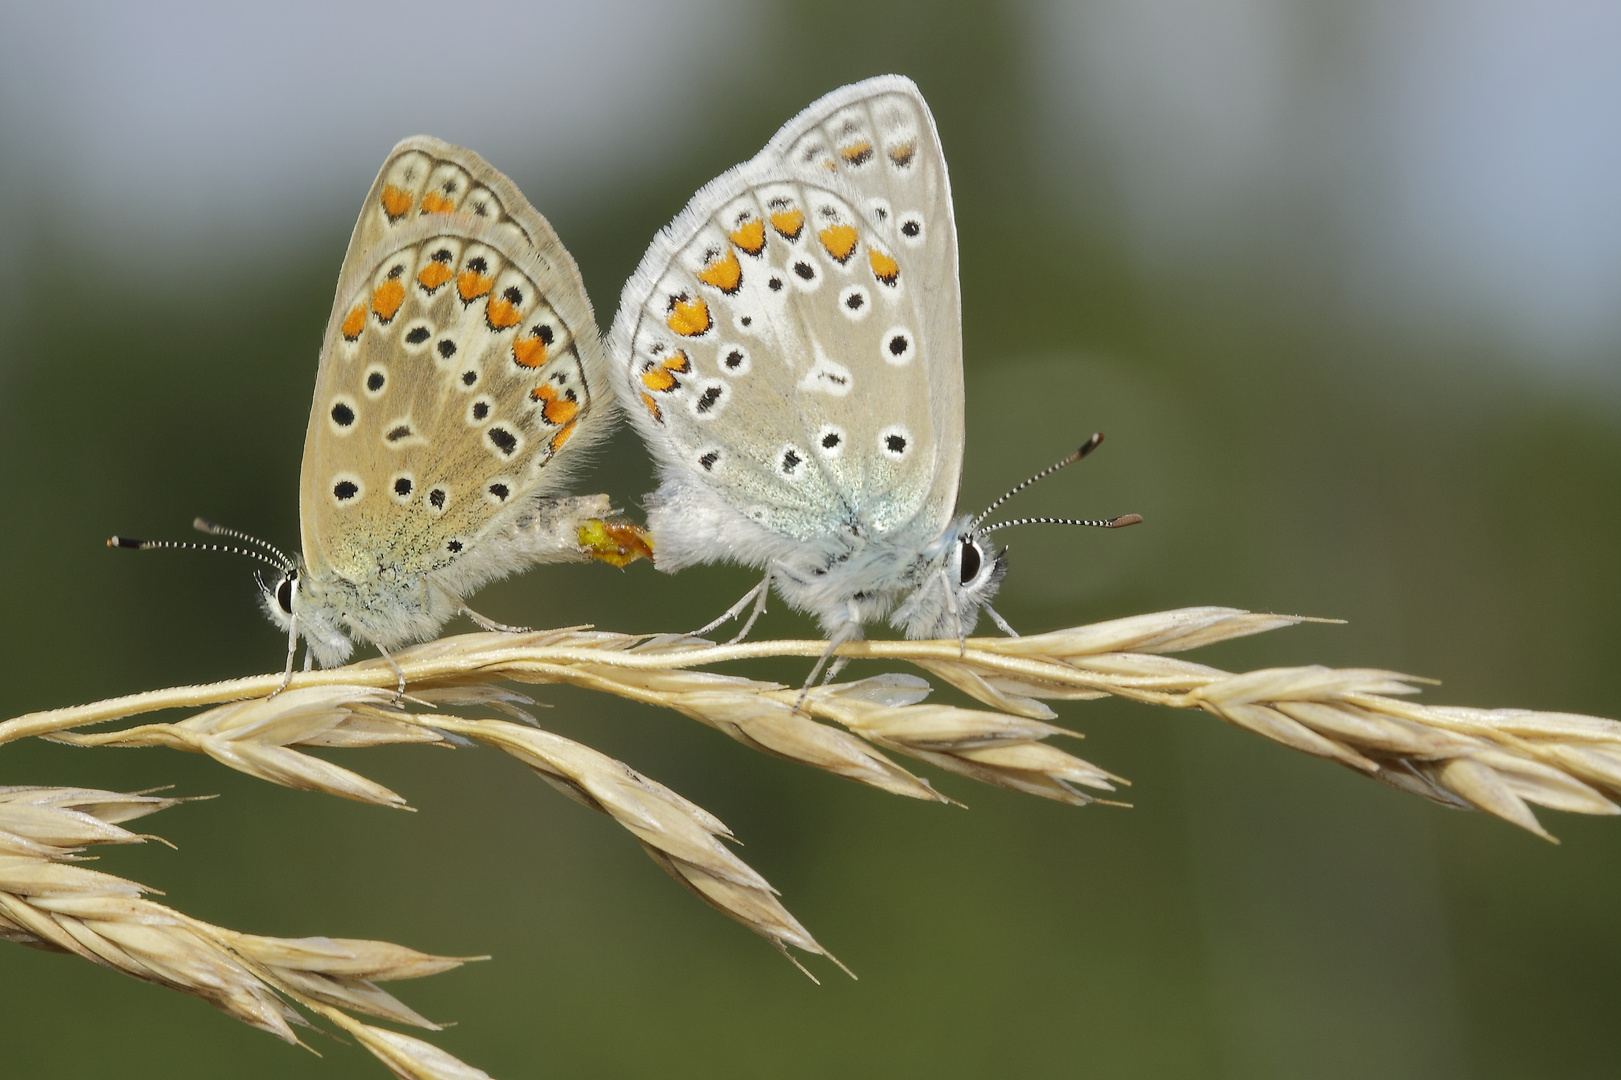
[301,137,613,594]
[609,76,961,573]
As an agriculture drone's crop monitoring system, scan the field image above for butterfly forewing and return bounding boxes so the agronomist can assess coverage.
[302,139,608,584]
[613,77,959,548]
[771,82,964,516]
[350,137,555,260]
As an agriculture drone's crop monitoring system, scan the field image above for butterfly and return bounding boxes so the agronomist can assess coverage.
[608,76,1137,676]
[113,137,647,682]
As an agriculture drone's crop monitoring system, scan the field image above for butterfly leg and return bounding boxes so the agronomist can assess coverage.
[691,568,774,644]
[727,569,776,644]
[796,605,862,711]
[461,604,531,635]
[982,602,1020,638]
[373,641,407,700]
[270,615,299,697]
[937,569,968,657]
[433,582,530,635]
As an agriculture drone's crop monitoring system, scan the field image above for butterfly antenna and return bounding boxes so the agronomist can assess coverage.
[107,534,292,573]
[192,518,294,572]
[971,433,1106,530]
[977,513,1143,535]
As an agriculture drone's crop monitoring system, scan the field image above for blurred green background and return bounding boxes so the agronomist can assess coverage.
[3,1,1620,1076]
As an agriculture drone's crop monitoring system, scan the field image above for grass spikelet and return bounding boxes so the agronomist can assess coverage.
[10,604,1621,1070]
[424,715,841,971]
[320,1007,497,1080]
[0,784,491,1075]
[804,675,1125,804]
[48,686,446,807]
[13,608,1621,840]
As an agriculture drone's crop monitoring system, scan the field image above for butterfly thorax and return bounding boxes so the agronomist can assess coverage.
[774,530,935,637]
[644,463,941,633]
[770,512,1006,641]
[318,566,442,658]
[259,562,351,668]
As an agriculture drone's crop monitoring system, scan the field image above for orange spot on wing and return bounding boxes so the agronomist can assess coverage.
[888,142,916,168]
[665,294,711,337]
[371,278,406,322]
[729,217,765,256]
[380,184,412,220]
[549,420,577,453]
[840,140,873,166]
[869,248,900,286]
[641,366,677,393]
[641,352,688,392]
[420,190,455,214]
[530,383,579,426]
[769,207,804,240]
[417,261,453,292]
[547,397,579,426]
[512,333,548,368]
[341,304,366,341]
[696,247,742,293]
[485,296,521,329]
[818,223,859,263]
[457,269,494,302]
[640,391,663,423]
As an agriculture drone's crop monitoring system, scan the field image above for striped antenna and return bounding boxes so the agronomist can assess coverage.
[192,518,294,571]
[977,513,1142,535]
[971,433,1105,530]
[106,534,291,573]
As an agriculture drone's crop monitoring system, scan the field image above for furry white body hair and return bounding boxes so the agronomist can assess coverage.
[264,492,610,668]
[646,468,1004,642]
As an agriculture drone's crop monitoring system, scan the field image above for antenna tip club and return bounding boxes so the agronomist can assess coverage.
[107,535,146,549]
[1108,514,1144,528]
[193,517,217,533]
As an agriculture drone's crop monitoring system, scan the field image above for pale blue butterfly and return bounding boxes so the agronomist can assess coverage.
[111,137,641,688]
[608,75,1138,679]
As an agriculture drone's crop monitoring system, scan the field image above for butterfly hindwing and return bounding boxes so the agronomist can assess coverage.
[301,138,610,587]
[611,77,960,560]
[626,179,936,538]
[767,79,963,517]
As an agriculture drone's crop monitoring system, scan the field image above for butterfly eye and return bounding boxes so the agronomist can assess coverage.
[275,573,296,615]
[958,539,982,586]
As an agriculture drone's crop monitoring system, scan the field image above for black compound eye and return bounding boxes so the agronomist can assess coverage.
[276,574,295,614]
[958,539,982,585]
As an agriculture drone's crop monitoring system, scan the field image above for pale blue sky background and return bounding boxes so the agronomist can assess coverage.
[3,0,1618,374]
